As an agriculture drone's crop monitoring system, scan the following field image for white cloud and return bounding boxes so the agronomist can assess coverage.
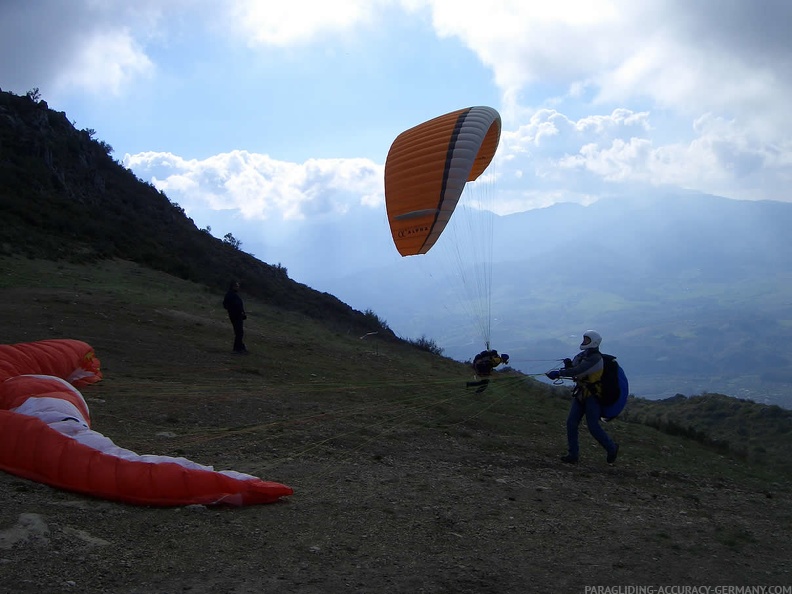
[545,111,792,200]
[426,0,626,94]
[503,108,650,157]
[229,0,380,46]
[560,137,653,181]
[123,150,384,221]
[126,95,791,225]
[424,1,792,146]
[55,29,154,96]
[0,0,163,97]
[492,106,792,206]
[6,0,790,209]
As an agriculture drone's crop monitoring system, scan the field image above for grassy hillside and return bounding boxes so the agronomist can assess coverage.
[1,254,788,484]
[1,256,791,592]
[623,393,792,472]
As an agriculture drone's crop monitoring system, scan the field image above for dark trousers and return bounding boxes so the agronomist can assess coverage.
[566,396,616,458]
[230,317,246,352]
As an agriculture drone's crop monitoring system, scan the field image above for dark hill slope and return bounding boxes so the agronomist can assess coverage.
[0,89,389,339]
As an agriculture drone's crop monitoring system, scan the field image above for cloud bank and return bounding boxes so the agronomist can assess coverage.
[4,0,791,228]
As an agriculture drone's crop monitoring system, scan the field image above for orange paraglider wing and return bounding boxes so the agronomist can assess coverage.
[384,106,501,256]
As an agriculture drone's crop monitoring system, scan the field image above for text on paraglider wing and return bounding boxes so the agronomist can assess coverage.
[397,225,430,238]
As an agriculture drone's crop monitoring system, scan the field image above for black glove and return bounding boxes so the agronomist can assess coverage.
[563,358,572,368]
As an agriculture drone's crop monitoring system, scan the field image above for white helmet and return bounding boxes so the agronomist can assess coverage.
[580,330,602,350]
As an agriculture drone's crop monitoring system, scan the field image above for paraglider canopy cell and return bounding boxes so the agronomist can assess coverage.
[384,106,501,256]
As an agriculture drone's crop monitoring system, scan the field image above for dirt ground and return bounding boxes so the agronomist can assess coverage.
[2,387,790,593]
[1,274,791,593]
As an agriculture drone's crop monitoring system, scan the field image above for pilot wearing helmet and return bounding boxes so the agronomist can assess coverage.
[546,331,619,465]
[466,349,509,393]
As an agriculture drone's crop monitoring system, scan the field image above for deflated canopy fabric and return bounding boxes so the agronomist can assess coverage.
[384,106,501,256]
[0,339,101,387]
[0,339,293,506]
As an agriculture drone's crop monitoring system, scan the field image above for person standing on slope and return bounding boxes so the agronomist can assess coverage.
[223,280,248,354]
[546,331,619,464]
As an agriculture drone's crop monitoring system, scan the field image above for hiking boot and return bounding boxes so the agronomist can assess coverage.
[560,454,578,464]
[607,443,620,464]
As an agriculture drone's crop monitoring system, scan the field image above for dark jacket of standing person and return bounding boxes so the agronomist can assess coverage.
[223,281,247,353]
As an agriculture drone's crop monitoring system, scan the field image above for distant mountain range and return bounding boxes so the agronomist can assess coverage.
[311,193,792,408]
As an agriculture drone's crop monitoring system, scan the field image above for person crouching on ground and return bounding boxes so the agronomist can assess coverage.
[466,349,509,393]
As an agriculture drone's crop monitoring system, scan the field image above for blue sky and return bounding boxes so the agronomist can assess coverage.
[2,0,792,288]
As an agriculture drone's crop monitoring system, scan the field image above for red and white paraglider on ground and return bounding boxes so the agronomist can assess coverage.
[0,339,293,506]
